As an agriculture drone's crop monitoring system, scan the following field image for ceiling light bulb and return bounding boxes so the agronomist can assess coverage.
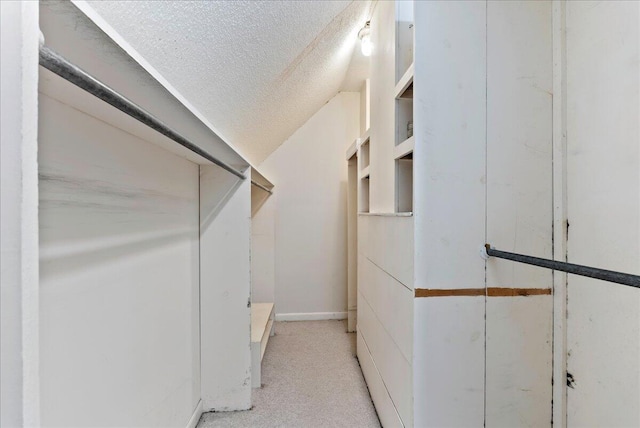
[358,21,372,57]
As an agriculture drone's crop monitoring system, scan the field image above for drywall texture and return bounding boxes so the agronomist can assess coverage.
[80,0,371,164]
[38,93,201,427]
[565,2,640,426]
[258,92,360,316]
[0,2,40,426]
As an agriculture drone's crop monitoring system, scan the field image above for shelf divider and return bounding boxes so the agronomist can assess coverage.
[394,136,415,160]
[394,63,414,99]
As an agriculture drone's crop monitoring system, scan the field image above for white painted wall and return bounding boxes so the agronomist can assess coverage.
[38,93,201,427]
[0,2,40,426]
[258,92,360,317]
[200,170,252,411]
[565,2,640,426]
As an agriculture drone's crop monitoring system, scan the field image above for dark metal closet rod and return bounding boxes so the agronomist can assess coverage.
[39,45,246,180]
[485,244,640,289]
[251,180,273,194]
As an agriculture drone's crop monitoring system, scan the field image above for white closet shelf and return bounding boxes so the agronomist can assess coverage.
[359,166,371,180]
[394,136,415,160]
[394,63,414,99]
[358,129,371,147]
[359,212,413,217]
[346,130,370,161]
[251,302,275,388]
[346,138,359,160]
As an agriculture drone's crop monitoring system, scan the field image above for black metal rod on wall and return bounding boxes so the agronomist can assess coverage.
[485,244,640,289]
[39,45,247,180]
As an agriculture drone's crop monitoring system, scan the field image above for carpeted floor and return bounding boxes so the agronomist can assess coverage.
[197,320,381,428]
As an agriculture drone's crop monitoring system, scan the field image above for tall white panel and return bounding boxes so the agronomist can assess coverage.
[413,0,487,291]
[413,1,487,426]
[0,2,40,426]
[485,1,553,425]
[566,2,640,426]
[369,0,397,212]
[200,169,252,411]
[414,297,485,428]
[486,0,553,289]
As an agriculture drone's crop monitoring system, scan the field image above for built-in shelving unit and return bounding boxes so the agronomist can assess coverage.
[396,152,413,213]
[395,64,414,147]
[358,131,371,213]
[394,1,414,213]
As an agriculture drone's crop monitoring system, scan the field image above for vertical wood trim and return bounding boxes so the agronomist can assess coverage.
[552,1,569,427]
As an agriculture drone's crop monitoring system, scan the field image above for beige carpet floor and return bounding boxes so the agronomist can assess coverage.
[197,320,381,428]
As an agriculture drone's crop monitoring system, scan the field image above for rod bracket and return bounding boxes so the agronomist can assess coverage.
[480,244,490,260]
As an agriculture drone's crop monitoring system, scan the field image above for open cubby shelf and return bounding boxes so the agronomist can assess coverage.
[395,1,414,214]
[396,153,413,214]
[359,176,370,213]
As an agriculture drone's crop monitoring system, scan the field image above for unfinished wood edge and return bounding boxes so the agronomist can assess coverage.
[414,288,485,297]
[487,287,552,297]
[414,287,552,298]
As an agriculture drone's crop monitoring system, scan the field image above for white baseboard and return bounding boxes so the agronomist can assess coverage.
[275,311,347,321]
[186,400,203,428]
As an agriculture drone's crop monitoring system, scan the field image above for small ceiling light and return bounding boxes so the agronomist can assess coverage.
[358,21,372,57]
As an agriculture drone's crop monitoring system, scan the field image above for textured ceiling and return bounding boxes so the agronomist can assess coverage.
[83,0,371,165]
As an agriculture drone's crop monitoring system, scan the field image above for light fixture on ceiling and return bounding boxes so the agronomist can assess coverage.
[358,21,372,57]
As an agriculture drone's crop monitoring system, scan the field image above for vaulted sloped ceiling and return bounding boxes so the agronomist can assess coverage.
[83,0,372,165]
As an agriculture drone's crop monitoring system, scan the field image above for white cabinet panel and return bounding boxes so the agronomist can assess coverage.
[485,296,553,427]
[357,332,404,428]
[359,215,414,289]
[413,297,485,428]
[359,256,413,363]
[486,0,553,289]
[358,293,412,426]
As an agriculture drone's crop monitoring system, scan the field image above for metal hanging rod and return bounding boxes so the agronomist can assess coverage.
[485,244,640,289]
[251,180,273,194]
[39,45,246,180]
